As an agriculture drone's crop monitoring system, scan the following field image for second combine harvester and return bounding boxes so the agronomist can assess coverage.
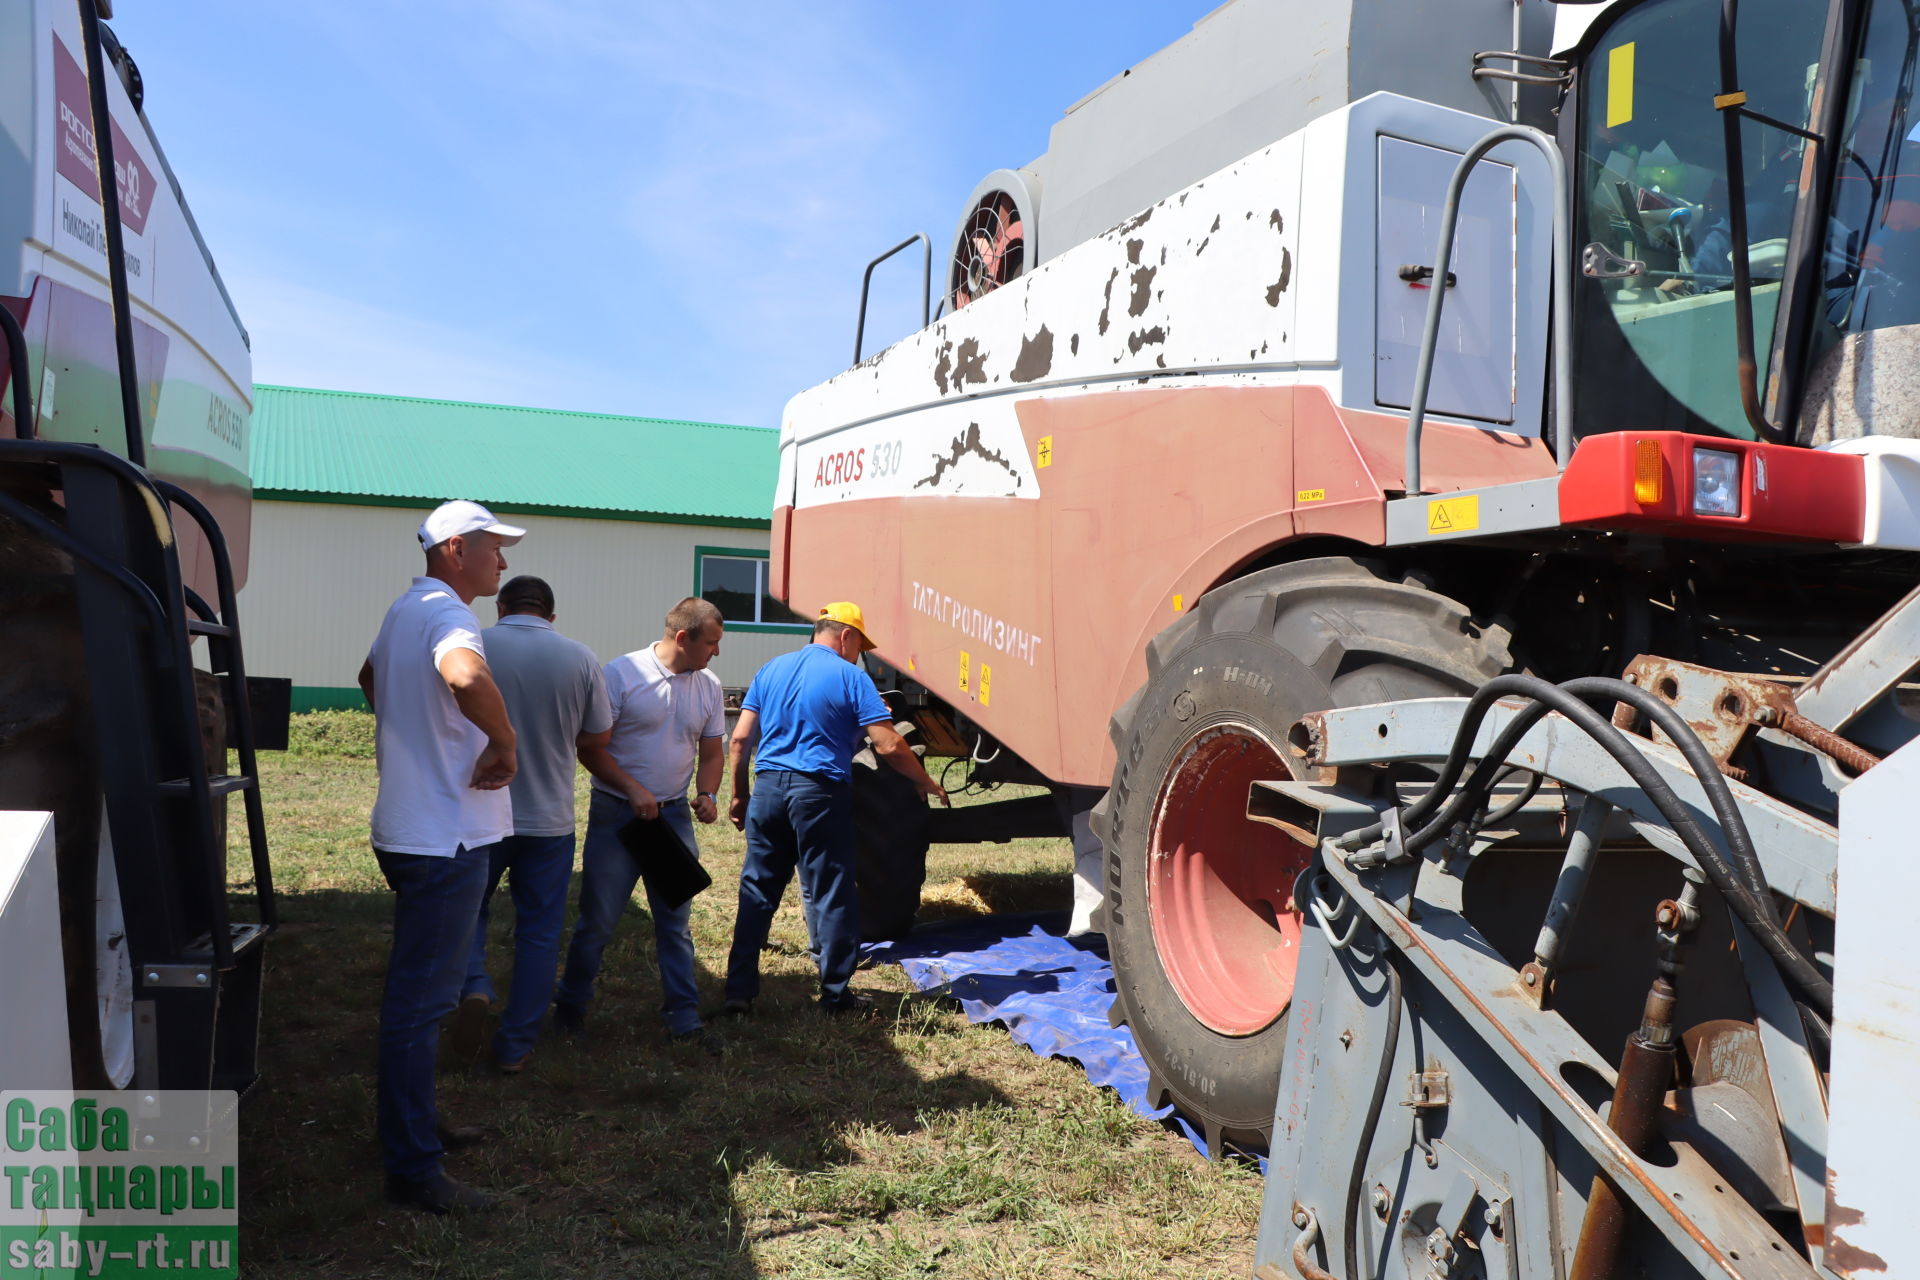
[781,0,1920,1275]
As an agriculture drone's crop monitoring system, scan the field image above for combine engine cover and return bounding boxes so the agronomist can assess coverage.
[779,88,1556,787]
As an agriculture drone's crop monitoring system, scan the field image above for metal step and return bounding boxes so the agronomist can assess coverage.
[156,773,257,798]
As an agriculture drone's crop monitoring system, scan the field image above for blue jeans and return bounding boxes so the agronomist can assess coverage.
[374,842,494,1181]
[725,771,859,1005]
[460,832,575,1063]
[556,791,704,1035]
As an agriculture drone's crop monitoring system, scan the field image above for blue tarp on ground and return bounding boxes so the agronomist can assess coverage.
[865,911,1210,1158]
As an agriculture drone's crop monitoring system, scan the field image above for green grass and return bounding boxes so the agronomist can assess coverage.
[230,712,1262,1278]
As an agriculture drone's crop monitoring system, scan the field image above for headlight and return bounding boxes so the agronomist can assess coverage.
[1692,447,1742,517]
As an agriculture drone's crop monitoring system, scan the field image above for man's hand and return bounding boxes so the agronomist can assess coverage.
[626,783,661,821]
[917,775,951,807]
[694,793,719,824]
[472,740,517,790]
[729,792,749,831]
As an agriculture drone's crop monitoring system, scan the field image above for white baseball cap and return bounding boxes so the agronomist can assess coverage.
[417,499,526,552]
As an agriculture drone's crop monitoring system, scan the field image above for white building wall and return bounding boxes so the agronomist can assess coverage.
[240,500,807,705]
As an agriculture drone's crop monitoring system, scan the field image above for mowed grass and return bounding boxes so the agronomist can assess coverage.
[229,713,1263,1278]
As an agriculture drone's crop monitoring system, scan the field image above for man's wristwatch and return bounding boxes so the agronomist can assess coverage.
[698,791,718,804]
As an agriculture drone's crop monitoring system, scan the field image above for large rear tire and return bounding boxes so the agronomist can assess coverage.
[1091,557,1511,1154]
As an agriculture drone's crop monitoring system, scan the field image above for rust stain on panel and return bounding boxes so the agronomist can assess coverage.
[1265,248,1294,307]
[1826,1170,1888,1274]
[1128,266,1156,318]
[913,421,1020,492]
[952,337,988,387]
[1011,326,1054,384]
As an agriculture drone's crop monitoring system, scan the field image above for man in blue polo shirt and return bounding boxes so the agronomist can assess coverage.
[721,602,946,1014]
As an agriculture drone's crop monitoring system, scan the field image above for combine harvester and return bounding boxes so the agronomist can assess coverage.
[1,0,279,1096]
[779,0,1919,1273]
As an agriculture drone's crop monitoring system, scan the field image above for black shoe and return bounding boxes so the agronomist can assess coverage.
[385,1170,494,1214]
[552,1002,586,1037]
[718,998,753,1019]
[819,993,876,1016]
[448,993,490,1063]
[434,1122,486,1153]
[669,1026,727,1056]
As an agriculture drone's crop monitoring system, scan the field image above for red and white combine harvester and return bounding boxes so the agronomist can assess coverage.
[780,0,1920,1274]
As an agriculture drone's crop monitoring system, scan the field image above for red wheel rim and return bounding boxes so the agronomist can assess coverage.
[1147,723,1310,1036]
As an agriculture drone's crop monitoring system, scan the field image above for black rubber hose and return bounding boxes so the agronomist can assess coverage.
[1408,676,1774,913]
[1344,948,1403,1280]
[1479,767,1542,827]
[1329,673,1831,1016]
[1419,678,1831,1015]
[0,303,32,438]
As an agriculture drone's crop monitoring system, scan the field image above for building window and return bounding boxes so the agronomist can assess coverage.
[695,547,809,631]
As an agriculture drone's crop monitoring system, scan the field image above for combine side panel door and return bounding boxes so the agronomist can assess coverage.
[1374,137,1517,426]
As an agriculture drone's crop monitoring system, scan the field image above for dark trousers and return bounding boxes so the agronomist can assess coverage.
[461,832,576,1062]
[724,771,859,1005]
[374,843,494,1180]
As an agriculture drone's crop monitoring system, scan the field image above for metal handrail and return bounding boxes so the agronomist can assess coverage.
[157,478,278,932]
[853,233,931,365]
[1404,125,1571,496]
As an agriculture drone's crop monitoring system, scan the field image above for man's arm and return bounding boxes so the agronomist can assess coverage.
[438,647,516,789]
[864,721,949,806]
[693,735,724,824]
[575,728,660,820]
[727,708,759,831]
[357,657,376,713]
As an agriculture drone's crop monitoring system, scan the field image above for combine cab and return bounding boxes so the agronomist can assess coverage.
[1,1,279,1095]
[781,0,1920,1272]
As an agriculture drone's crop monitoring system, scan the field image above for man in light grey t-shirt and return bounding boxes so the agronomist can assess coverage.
[453,575,611,1073]
[558,596,728,1052]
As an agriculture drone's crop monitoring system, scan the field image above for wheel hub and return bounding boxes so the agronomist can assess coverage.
[1146,723,1310,1036]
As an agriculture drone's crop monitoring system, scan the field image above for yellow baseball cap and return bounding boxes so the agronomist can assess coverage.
[818,601,876,651]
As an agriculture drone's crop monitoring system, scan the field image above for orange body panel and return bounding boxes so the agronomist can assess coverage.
[779,383,1556,786]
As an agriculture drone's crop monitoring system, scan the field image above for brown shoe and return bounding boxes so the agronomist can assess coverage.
[496,1050,532,1075]
[448,993,490,1064]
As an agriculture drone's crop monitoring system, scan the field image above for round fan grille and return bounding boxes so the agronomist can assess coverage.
[950,190,1026,310]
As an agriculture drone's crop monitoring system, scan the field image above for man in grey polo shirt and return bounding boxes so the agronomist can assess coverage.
[452,575,611,1074]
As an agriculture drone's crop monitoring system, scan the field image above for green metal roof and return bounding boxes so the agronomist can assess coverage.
[250,385,777,527]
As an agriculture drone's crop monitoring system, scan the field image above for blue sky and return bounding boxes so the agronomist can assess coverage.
[116,3,1215,430]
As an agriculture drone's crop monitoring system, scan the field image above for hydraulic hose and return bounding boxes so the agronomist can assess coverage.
[0,303,31,438]
[1344,948,1403,1280]
[1330,673,1832,1017]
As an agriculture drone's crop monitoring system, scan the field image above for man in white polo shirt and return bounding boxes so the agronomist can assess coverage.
[557,597,728,1053]
[355,499,523,1215]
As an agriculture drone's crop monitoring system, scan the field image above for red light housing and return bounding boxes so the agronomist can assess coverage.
[1558,432,1863,544]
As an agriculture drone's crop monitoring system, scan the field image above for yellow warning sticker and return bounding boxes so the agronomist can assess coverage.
[1172,593,1184,613]
[1607,42,1635,128]
[1296,488,1326,504]
[1036,436,1054,468]
[1427,495,1480,535]
[958,650,971,695]
[979,664,992,707]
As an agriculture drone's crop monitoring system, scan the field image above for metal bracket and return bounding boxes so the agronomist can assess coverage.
[1582,241,1647,279]
[139,964,212,989]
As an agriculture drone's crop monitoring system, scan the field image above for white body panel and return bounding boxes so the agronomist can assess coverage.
[1827,734,1920,1276]
[780,94,1554,508]
[0,812,71,1091]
